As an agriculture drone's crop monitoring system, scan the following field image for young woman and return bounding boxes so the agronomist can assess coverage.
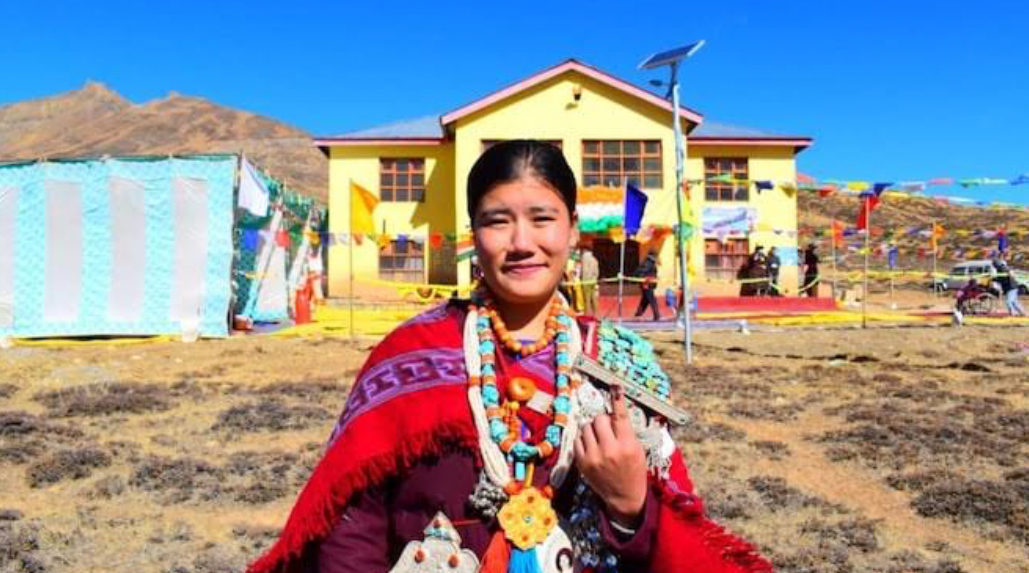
[248,141,770,573]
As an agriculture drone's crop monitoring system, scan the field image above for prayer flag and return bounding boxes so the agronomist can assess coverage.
[872,182,893,195]
[796,172,816,184]
[238,157,270,217]
[928,178,953,186]
[831,220,845,248]
[755,180,774,193]
[429,233,443,249]
[899,181,927,192]
[847,181,870,192]
[1011,174,1029,186]
[350,181,380,235]
[856,192,879,230]
[930,222,945,252]
[623,183,648,235]
[998,230,1009,253]
[242,229,260,252]
[888,245,899,269]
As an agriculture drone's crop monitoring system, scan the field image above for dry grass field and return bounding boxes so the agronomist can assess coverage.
[1,323,1027,573]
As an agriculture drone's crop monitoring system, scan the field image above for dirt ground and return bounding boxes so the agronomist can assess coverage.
[1,321,1027,573]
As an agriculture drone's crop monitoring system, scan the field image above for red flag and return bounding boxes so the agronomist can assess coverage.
[855,195,879,230]
[276,229,291,248]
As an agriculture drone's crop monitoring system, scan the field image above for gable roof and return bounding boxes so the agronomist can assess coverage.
[439,59,704,128]
[314,59,812,154]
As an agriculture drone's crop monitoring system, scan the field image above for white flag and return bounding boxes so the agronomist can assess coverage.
[238,157,270,217]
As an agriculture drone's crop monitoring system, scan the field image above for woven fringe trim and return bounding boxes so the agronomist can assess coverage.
[656,482,774,573]
[247,420,478,573]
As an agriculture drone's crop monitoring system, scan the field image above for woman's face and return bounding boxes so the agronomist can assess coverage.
[473,175,578,306]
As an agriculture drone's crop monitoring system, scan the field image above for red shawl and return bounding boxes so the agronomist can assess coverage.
[248,303,772,573]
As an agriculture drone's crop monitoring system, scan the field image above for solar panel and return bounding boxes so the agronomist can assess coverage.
[638,40,705,70]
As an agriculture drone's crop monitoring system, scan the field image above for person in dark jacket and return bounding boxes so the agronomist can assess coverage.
[766,247,782,296]
[803,244,820,298]
[633,251,661,321]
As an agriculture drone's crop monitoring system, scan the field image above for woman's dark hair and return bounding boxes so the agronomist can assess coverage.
[466,140,577,222]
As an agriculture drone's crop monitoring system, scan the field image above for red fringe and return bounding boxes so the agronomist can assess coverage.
[246,385,478,573]
[650,451,774,573]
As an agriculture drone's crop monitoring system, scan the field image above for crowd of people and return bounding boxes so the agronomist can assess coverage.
[736,244,820,297]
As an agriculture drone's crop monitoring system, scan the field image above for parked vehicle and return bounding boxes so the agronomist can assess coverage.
[932,259,1029,294]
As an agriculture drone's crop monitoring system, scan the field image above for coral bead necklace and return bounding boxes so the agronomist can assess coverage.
[467,294,579,561]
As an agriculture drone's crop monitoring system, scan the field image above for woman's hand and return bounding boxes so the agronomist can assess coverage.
[573,385,648,526]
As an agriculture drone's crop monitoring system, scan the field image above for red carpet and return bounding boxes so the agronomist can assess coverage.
[594,294,836,320]
[696,296,838,313]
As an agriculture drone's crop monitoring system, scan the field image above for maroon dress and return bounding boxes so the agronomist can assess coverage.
[316,342,659,572]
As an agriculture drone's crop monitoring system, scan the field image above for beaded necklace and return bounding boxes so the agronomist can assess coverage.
[466,294,581,566]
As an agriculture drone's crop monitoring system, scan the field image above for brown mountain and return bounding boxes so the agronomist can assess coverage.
[798,188,1029,270]
[0,82,327,202]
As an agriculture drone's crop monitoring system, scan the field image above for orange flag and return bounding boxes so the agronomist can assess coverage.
[831,220,845,248]
[931,222,945,252]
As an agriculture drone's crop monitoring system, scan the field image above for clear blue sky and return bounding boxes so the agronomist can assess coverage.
[2,1,1027,203]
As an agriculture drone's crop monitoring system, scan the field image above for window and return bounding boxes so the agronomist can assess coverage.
[704,157,749,202]
[482,140,563,151]
[582,140,662,189]
[705,239,749,280]
[379,238,425,283]
[379,158,425,202]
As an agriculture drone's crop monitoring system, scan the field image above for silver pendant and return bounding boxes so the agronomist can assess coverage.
[388,512,479,573]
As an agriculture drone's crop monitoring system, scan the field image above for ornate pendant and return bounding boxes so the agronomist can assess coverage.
[497,486,557,550]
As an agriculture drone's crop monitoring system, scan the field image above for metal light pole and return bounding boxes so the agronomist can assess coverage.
[640,40,705,364]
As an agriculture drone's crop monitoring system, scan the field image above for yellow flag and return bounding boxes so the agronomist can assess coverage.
[350,181,379,235]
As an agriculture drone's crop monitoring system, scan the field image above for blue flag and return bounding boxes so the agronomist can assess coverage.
[242,228,261,252]
[998,232,1009,253]
[623,183,649,235]
[872,182,893,196]
[888,245,898,269]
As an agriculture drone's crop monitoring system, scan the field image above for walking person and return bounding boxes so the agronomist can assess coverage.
[995,258,1026,316]
[803,243,820,298]
[633,251,661,321]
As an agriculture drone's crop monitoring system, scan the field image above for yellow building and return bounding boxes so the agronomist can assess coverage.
[316,59,811,300]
